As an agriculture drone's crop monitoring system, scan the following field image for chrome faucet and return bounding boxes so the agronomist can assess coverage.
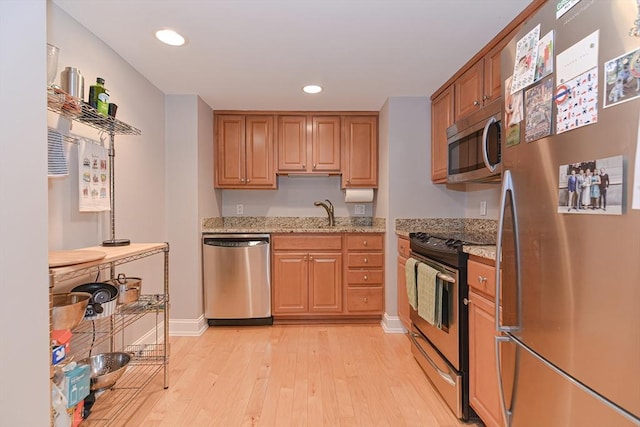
[314,199,335,226]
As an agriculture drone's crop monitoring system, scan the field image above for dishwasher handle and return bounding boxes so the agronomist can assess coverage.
[203,235,269,248]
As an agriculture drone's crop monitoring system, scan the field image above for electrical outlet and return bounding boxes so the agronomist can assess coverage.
[354,204,366,215]
[480,201,487,216]
[236,204,244,215]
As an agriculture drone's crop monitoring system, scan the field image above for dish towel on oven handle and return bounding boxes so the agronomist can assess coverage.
[417,262,439,326]
[405,257,418,310]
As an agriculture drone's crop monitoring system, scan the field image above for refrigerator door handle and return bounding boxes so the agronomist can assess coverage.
[496,169,521,333]
[482,116,498,172]
[495,334,515,427]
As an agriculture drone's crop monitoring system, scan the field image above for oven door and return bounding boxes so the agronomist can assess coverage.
[409,254,460,370]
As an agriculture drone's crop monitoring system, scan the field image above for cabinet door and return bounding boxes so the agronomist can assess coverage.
[272,252,308,314]
[430,86,454,183]
[215,115,245,187]
[483,41,506,107]
[309,252,343,312]
[312,116,341,172]
[454,61,483,118]
[468,289,503,427]
[342,116,378,188]
[277,115,307,172]
[397,255,410,330]
[245,115,276,188]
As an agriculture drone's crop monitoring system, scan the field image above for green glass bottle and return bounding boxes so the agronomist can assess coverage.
[88,77,109,116]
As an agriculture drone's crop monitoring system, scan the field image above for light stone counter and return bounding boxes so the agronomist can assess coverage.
[463,245,497,261]
[202,216,386,234]
[394,217,497,261]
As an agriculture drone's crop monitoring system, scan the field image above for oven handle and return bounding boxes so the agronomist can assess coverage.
[409,331,456,386]
[436,272,455,283]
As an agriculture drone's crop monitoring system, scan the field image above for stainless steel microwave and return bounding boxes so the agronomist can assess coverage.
[446,101,502,183]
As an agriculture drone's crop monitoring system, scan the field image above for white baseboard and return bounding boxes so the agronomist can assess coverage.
[380,312,407,333]
[168,315,208,336]
[131,320,165,346]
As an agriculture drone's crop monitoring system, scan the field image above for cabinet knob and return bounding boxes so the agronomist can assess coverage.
[363,257,368,263]
[364,297,369,303]
[313,163,316,169]
[463,298,471,306]
[347,178,350,183]
[363,275,368,281]
[304,256,308,261]
[478,276,488,285]
[400,245,404,251]
[309,256,314,261]
[363,240,368,246]
[246,178,250,183]
[240,178,245,183]
[302,164,305,169]
[483,94,490,101]
[473,100,481,106]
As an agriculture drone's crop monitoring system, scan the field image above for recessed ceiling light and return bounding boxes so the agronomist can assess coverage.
[303,85,323,94]
[155,29,186,46]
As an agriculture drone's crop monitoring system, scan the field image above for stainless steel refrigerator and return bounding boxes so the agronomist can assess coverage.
[497,0,640,426]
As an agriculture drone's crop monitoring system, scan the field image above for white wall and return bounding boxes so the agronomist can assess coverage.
[166,95,219,326]
[0,2,50,425]
[222,176,373,218]
[465,183,501,219]
[381,97,466,325]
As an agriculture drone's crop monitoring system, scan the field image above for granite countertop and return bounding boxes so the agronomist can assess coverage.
[395,217,498,261]
[202,216,386,234]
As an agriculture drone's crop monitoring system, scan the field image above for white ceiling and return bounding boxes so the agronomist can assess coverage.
[52,0,531,111]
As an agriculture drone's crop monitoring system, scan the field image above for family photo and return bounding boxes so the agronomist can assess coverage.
[557,155,624,215]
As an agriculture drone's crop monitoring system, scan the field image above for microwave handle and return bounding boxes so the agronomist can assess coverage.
[482,116,498,173]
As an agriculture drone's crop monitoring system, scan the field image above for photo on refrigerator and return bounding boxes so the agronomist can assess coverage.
[557,154,623,215]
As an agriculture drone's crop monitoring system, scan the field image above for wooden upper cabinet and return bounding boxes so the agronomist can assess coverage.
[455,61,484,119]
[483,42,505,108]
[277,115,307,172]
[312,116,341,172]
[431,86,454,183]
[215,115,245,187]
[342,115,378,188]
[277,115,341,174]
[215,114,276,189]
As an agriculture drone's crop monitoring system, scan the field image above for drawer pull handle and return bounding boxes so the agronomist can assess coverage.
[478,276,488,285]
[364,258,368,263]
[363,241,368,246]
[302,164,305,169]
[364,297,368,303]
[363,275,368,280]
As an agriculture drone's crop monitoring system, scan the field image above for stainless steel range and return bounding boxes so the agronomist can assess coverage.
[407,232,492,421]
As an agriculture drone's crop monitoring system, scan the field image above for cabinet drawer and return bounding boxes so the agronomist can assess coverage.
[347,287,383,312]
[397,237,410,258]
[346,234,383,251]
[468,259,496,298]
[347,269,383,286]
[347,253,383,268]
[272,234,342,251]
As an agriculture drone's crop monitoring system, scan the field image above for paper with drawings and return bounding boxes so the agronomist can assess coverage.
[78,140,110,212]
[555,67,598,134]
[556,30,599,84]
[511,24,541,94]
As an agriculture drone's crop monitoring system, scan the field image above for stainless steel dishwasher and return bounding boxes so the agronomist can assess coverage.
[202,234,272,325]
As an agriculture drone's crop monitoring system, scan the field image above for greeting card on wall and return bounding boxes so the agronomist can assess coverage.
[556,30,599,85]
[556,0,582,19]
[534,31,554,82]
[511,24,541,94]
[525,76,554,142]
[555,67,599,134]
[505,75,523,147]
[604,47,640,109]
[78,140,110,212]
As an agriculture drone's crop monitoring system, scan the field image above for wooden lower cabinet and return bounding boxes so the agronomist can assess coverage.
[272,233,384,321]
[397,236,410,330]
[468,256,503,427]
[345,233,384,316]
[272,236,343,317]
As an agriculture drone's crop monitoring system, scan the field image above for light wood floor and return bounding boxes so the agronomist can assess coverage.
[106,325,477,427]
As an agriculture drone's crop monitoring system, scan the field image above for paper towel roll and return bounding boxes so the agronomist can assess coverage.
[344,188,374,203]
